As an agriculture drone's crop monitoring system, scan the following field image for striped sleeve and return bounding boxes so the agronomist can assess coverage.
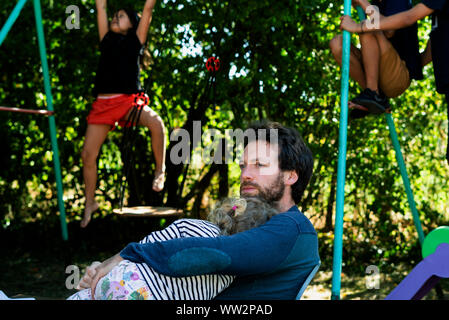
[138,219,184,244]
[134,219,234,300]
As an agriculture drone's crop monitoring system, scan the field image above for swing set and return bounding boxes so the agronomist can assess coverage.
[0,0,68,241]
[332,3,448,300]
[2,0,447,300]
[112,56,220,218]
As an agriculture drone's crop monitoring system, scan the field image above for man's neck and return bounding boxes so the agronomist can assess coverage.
[276,198,296,213]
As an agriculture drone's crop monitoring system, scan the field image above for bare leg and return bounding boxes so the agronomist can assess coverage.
[359,32,381,93]
[81,124,111,227]
[123,106,167,192]
[329,34,367,89]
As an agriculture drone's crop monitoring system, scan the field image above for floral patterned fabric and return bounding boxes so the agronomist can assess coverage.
[67,260,153,300]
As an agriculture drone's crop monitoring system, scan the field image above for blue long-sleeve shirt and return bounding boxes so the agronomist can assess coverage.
[120,205,320,300]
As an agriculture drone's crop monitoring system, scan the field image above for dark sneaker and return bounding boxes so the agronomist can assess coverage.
[348,101,369,120]
[352,88,390,114]
[349,108,370,119]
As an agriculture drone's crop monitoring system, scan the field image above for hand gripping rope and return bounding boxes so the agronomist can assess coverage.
[118,91,150,210]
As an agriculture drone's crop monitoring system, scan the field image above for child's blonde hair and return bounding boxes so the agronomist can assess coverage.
[207,197,278,235]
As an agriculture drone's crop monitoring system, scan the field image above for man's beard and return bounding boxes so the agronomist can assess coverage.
[240,173,285,205]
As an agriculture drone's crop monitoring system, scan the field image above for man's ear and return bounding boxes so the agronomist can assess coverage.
[284,170,298,186]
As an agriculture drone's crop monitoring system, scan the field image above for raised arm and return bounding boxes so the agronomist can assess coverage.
[95,0,109,41]
[136,0,157,44]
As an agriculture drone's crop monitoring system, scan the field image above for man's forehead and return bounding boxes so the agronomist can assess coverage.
[241,140,278,161]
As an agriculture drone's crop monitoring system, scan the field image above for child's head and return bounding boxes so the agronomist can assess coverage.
[110,8,140,35]
[207,197,278,235]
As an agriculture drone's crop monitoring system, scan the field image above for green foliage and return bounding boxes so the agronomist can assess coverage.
[1,0,448,272]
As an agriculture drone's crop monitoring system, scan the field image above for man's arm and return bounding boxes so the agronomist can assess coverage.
[120,213,303,277]
[95,0,109,41]
[340,3,434,33]
[136,0,157,45]
[85,219,186,294]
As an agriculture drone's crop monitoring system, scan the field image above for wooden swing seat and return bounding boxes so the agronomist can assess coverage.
[113,206,183,218]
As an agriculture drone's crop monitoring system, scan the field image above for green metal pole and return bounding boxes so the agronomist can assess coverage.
[33,0,68,241]
[331,4,367,301]
[331,0,352,301]
[0,0,29,46]
[385,113,425,245]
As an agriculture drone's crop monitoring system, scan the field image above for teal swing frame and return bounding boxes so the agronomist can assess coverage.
[331,3,425,299]
[0,0,68,241]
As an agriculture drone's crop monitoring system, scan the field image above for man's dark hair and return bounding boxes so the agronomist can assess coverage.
[246,120,314,204]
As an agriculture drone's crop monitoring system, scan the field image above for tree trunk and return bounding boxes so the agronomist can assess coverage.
[323,170,337,232]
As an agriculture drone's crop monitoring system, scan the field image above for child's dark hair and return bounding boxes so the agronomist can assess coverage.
[120,8,140,30]
[207,197,278,235]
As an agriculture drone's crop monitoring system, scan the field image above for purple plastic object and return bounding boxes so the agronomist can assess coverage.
[385,243,449,300]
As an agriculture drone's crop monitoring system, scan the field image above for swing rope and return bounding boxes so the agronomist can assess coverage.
[118,91,149,210]
[176,56,221,208]
[117,57,220,212]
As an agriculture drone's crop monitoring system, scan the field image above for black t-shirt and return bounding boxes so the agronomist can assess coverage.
[373,0,424,80]
[421,0,449,94]
[93,31,143,97]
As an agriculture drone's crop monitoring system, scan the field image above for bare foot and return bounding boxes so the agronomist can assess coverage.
[152,171,165,192]
[81,201,99,228]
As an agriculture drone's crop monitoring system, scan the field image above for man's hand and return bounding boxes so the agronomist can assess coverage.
[90,253,124,299]
[76,261,102,290]
[340,15,361,33]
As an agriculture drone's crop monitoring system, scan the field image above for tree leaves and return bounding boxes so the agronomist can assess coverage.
[1,0,448,271]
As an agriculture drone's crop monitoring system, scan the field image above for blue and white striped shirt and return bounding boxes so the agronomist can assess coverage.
[134,219,234,300]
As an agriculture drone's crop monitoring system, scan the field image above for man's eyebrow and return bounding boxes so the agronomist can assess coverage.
[244,157,271,163]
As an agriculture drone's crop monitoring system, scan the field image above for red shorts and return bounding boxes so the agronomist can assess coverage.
[86,94,135,128]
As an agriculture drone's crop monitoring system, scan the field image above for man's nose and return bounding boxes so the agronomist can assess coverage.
[241,166,254,181]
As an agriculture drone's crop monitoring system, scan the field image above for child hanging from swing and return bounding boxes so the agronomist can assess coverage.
[80,0,166,228]
[330,0,425,119]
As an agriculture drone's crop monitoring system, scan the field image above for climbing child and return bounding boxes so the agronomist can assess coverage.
[81,0,166,228]
[340,0,449,160]
[330,0,424,119]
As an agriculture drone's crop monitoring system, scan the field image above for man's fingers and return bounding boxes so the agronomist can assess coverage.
[77,274,92,290]
[90,271,105,300]
[85,261,101,280]
[87,267,97,278]
[90,275,99,300]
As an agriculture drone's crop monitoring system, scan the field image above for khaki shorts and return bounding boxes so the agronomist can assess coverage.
[379,46,410,98]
